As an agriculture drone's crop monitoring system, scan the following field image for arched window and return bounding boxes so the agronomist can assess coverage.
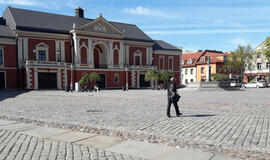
[113,50,119,65]
[134,50,142,66]
[35,42,49,61]
[81,47,87,64]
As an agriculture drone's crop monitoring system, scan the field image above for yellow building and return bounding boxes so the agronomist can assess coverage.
[195,50,228,82]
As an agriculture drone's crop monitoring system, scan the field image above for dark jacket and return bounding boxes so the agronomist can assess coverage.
[167,82,177,99]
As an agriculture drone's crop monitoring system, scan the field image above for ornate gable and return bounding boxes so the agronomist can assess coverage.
[75,15,126,37]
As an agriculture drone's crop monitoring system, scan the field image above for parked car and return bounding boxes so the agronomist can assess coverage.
[242,81,267,88]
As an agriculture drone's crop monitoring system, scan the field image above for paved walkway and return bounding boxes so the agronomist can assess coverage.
[1,89,270,159]
[0,119,234,160]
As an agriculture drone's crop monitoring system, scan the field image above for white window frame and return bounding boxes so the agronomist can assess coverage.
[187,59,192,64]
[267,62,270,69]
[257,63,262,70]
[201,67,204,73]
[114,73,120,83]
[190,69,193,75]
[168,56,174,71]
[0,47,4,66]
[35,42,49,61]
[159,56,165,70]
[185,69,188,75]
[201,57,205,62]
[134,50,142,66]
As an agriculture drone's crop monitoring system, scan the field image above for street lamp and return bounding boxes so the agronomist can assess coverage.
[125,67,128,91]
[70,64,74,92]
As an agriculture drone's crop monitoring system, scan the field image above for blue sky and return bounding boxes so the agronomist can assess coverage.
[1,0,270,52]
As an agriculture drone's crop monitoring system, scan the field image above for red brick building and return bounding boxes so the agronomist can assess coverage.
[0,6,181,90]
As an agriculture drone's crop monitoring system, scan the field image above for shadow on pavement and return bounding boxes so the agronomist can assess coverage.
[181,114,216,117]
[0,90,30,102]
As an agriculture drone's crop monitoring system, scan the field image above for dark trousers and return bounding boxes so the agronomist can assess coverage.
[167,98,180,116]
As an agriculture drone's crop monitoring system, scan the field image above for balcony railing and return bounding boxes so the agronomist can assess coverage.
[128,65,157,70]
[25,60,70,67]
[94,64,108,69]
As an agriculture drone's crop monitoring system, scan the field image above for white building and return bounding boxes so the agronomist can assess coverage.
[181,51,203,85]
[244,42,270,84]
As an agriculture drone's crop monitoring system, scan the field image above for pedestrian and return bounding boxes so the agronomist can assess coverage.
[167,77,182,117]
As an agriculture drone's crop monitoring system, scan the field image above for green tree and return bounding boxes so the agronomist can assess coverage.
[79,74,90,86]
[211,73,229,81]
[160,70,173,87]
[89,72,101,84]
[145,69,160,90]
[225,45,253,78]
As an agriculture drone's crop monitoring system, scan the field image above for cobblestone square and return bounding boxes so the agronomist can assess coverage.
[1,88,270,159]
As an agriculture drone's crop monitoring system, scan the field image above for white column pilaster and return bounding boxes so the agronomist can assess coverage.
[34,68,38,90]
[88,39,94,68]
[55,40,59,61]
[57,68,61,89]
[119,42,124,66]
[17,38,23,68]
[26,66,30,89]
[23,38,28,61]
[125,46,129,65]
[61,41,65,62]
[149,48,153,65]
[108,40,113,67]
[146,47,149,65]
[73,36,80,64]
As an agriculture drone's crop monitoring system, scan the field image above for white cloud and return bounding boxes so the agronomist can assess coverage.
[0,0,60,9]
[123,6,176,18]
[0,0,35,6]
[146,28,270,35]
[231,38,248,46]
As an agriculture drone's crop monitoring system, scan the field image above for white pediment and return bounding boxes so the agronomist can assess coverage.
[76,16,126,36]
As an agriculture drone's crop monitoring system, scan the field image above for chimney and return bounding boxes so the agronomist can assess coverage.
[75,7,84,18]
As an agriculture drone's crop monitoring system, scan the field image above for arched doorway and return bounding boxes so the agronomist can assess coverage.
[93,44,108,69]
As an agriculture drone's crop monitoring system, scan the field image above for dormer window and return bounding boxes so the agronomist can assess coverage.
[187,59,192,64]
[201,57,205,62]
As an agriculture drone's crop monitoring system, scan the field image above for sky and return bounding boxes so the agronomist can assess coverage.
[1,0,270,52]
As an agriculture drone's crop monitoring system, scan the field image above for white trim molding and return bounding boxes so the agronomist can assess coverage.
[35,42,49,61]
[133,49,142,66]
[168,56,174,71]
[159,56,165,70]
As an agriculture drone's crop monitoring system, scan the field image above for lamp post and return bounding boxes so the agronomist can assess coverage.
[70,64,74,91]
[125,67,128,91]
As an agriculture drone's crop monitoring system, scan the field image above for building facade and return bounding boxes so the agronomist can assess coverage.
[181,51,203,85]
[181,50,241,84]
[244,42,270,84]
[0,6,181,90]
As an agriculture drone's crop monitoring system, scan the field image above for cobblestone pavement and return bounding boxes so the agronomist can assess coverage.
[1,88,270,159]
[0,129,144,160]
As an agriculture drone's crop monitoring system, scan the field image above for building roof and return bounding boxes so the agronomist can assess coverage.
[0,25,15,39]
[196,50,227,65]
[3,6,153,42]
[182,51,203,67]
[152,40,181,51]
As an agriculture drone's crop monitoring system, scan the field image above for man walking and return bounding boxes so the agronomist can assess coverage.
[167,77,182,117]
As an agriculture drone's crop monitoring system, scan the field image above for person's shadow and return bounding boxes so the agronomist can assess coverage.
[180,114,216,117]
